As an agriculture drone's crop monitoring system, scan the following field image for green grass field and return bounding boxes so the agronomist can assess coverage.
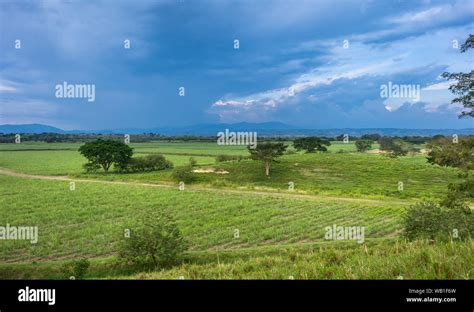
[0,174,406,262]
[0,141,457,199]
[0,141,472,279]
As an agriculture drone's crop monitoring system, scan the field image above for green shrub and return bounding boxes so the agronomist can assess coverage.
[442,198,474,240]
[403,199,473,241]
[119,210,187,269]
[355,139,372,152]
[189,157,197,167]
[215,154,250,162]
[171,165,195,183]
[61,258,90,280]
[403,201,443,240]
[379,137,411,158]
[284,148,297,155]
[293,137,331,153]
[120,154,173,173]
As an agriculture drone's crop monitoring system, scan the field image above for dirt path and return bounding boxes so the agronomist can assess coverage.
[0,167,412,205]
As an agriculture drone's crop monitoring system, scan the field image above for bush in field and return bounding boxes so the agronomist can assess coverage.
[215,154,250,162]
[119,210,187,269]
[361,133,381,141]
[408,147,421,157]
[284,147,297,155]
[61,258,90,280]
[293,137,331,153]
[379,137,409,158]
[355,139,372,152]
[402,199,473,241]
[427,137,474,171]
[171,165,195,183]
[189,157,197,167]
[444,175,474,202]
[79,139,133,172]
[120,154,173,173]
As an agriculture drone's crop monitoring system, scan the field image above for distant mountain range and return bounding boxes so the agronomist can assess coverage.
[0,124,67,134]
[1,123,473,136]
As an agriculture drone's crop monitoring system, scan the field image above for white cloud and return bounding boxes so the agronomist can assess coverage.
[213,99,256,107]
[383,81,456,112]
[387,1,474,27]
[422,81,452,91]
[210,22,472,122]
[388,6,447,24]
[0,80,20,93]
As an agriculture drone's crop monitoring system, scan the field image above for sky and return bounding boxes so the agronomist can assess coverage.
[0,0,473,130]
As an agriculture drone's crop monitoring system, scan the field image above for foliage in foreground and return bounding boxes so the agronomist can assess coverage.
[127,240,473,280]
[1,240,471,280]
[119,210,187,269]
[60,258,90,280]
[403,199,473,241]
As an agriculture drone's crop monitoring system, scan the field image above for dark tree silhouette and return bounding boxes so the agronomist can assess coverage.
[441,35,474,118]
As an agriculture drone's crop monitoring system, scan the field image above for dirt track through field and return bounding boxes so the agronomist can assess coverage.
[0,167,412,205]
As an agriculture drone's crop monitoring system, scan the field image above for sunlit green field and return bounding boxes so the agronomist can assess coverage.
[0,141,238,174]
[2,173,471,280]
[0,141,456,199]
[129,240,473,280]
[0,141,249,154]
[0,174,406,262]
[0,150,215,175]
[0,141,471,279]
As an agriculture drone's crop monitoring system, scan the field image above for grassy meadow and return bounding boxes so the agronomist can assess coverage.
[0,141,458,198]
[0,140,472,279]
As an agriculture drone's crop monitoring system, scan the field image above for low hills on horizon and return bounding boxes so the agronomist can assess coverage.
[0,122,473,137]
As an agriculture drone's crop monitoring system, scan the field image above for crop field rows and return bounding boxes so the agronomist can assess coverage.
[0,174,407,263]
[0,141,472,280]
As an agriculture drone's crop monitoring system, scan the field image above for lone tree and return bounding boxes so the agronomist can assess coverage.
[355,139,372,152]
[79,139,133,172]
[293,137,331,153]
[441,34,473,118]
[248,142,287,176]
